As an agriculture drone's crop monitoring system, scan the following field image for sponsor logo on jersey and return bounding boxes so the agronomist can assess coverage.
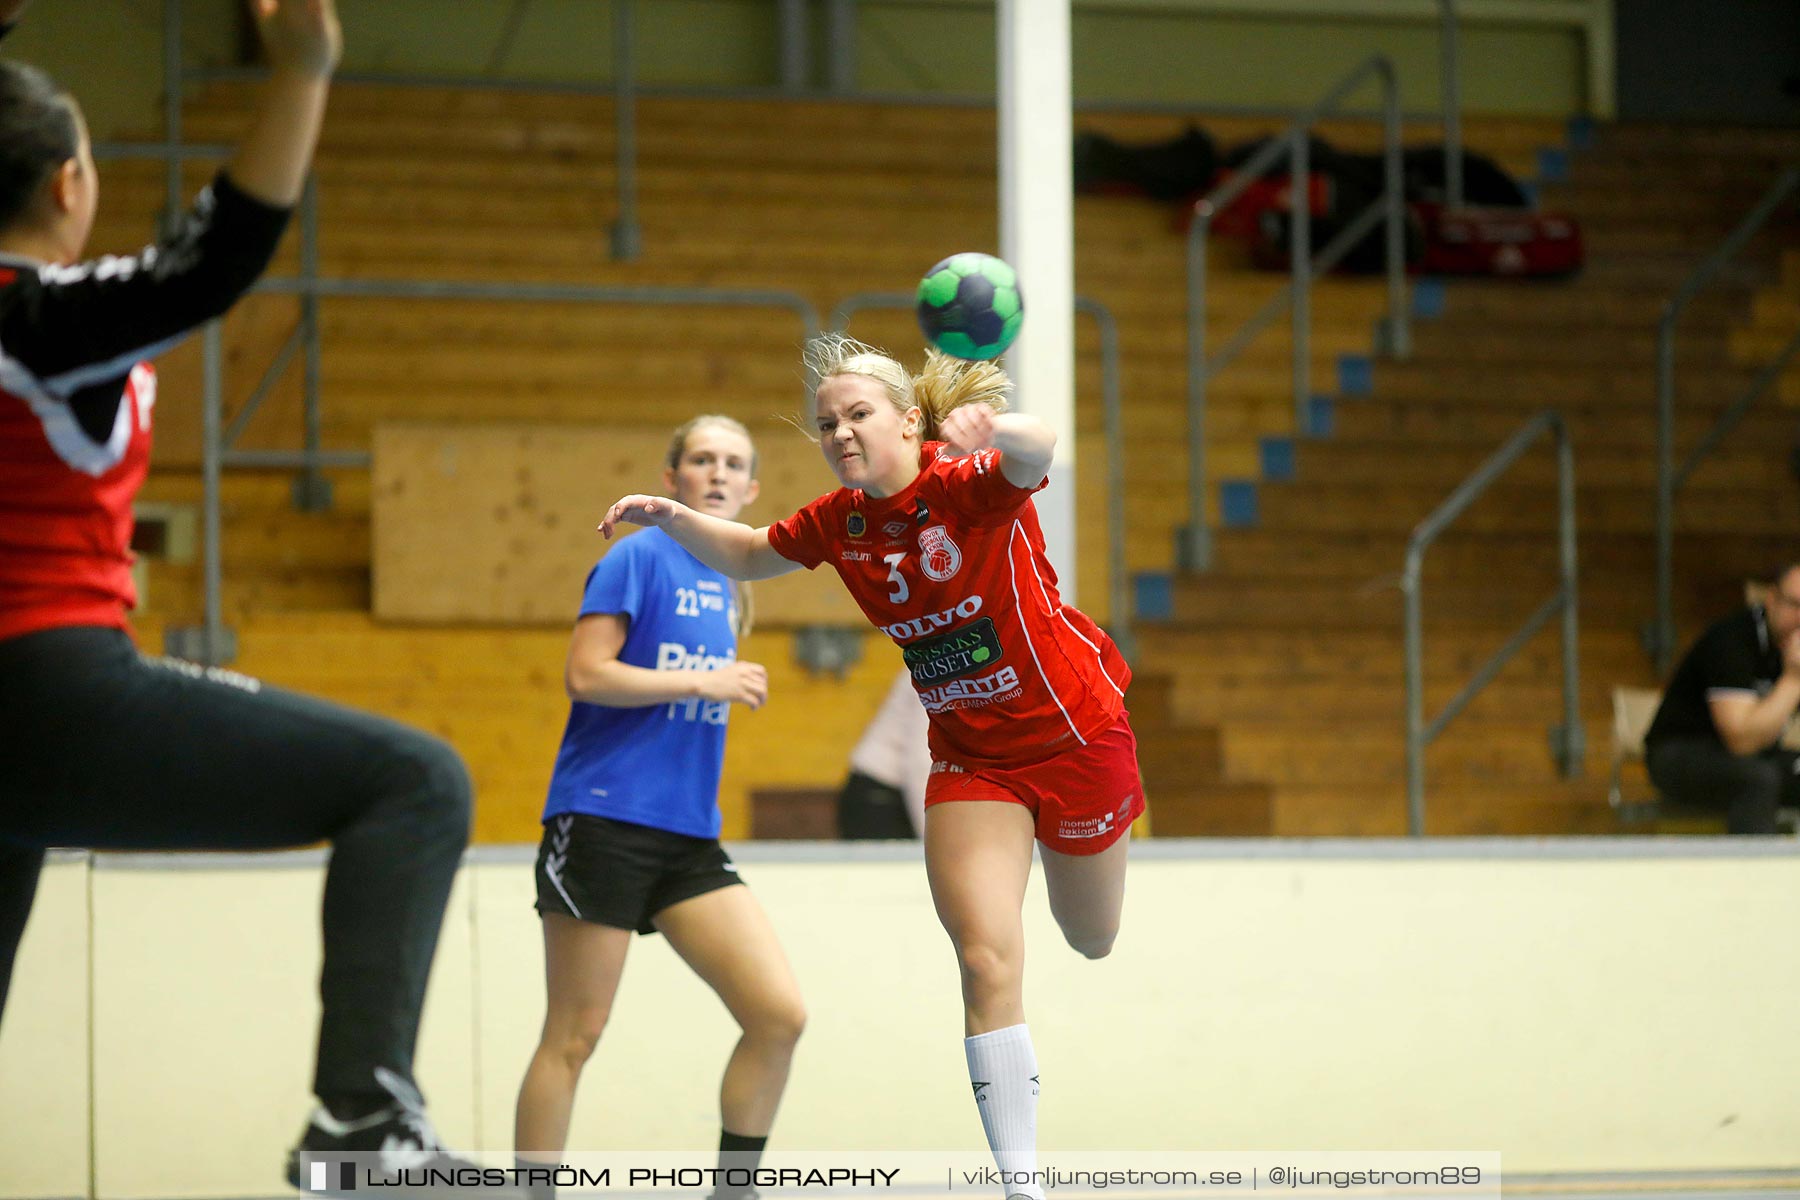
[882,519,909,537]
[902,617,1003,685]
[915,502,931,525]
[655,642,733,672]
[877,595,983,640]
[917,525,963,582]
[847,510,867,537]
[655,642,733,725]
[917,664,1021,713]
[1058,810,1116,840]
[840,550,873,562]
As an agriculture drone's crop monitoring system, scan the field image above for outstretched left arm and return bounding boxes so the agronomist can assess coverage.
[938,407,1056,489]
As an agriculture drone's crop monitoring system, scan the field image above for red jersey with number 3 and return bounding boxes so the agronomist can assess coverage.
[767,442,1129,770]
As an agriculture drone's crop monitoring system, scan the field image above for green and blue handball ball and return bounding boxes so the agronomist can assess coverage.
[915,252,1024,361]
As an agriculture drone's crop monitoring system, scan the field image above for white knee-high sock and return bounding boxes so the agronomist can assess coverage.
[964,1024,1043,1200]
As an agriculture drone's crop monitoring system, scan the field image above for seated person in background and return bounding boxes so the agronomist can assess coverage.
[1644,564,1800,834]
[838,668,931,839]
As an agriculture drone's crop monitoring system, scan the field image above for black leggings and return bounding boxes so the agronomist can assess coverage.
[0,626,471,1101]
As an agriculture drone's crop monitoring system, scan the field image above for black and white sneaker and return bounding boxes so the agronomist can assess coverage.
[285,1068,524,1197]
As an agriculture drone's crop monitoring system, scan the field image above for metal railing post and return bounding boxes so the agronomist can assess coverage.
[161,0,184,238]
[827,0,858,95]
[1403,545,1427,835]
[1290,128,1311,429]
[1181,196,1215,571]
[1557,420,1583,774]
[166,321,235,666]
[778,0,811,92]
[1077,296,1134,663]
[294,174,330,511]
[1440,0,1463,210]
[610,0,642,261]
[1652,165,1800,674]
[202,321,224,662]
[1401,411,1581,835]
[1380,59,1411,359]
[1653,312,1677,675]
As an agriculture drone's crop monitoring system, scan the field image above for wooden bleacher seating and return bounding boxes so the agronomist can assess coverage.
[95,86,1800,838]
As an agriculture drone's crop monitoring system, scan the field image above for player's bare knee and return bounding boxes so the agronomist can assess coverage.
[1070,930,1116,960]
[746,998,807,1050]
[956,941,1020,995]
[1060,918,1118,960]
[551,1012,608,1071]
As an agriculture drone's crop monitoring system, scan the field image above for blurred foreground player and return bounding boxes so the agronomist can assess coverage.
[0,2,518,1191]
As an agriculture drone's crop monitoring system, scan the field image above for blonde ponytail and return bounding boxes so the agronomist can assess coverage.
[911,349,1012,440]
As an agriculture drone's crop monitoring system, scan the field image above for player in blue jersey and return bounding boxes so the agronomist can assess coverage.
[515,416,805,1198]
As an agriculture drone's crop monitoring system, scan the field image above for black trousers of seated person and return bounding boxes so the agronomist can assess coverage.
[0,625,472,1104]
[1645,737,1800,834]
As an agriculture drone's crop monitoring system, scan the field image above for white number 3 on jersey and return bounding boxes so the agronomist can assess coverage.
[882,552,909,604]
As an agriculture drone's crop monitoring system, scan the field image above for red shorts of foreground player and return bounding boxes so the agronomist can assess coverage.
[924,716,1146,854]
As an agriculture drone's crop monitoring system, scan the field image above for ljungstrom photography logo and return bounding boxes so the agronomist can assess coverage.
[309,1160,357,1192]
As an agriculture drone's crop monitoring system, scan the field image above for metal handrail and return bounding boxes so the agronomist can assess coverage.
[1402,410,1582,837]
[1650,165,1800,676]
[828,293,1134,662]
[1179,53,1409,570]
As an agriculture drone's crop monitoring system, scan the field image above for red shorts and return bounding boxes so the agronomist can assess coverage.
[924,715,1146,855]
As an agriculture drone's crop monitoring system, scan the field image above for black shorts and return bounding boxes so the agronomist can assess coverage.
[534,812,742,935]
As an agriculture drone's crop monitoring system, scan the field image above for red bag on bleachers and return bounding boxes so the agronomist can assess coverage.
[1413,203,1583,277]
[1191,170,1333,239]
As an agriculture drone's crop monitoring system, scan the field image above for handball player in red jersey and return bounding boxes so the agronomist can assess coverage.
[601,334,1143,1200]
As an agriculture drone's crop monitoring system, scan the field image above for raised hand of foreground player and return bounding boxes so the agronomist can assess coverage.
[250,0,342,77]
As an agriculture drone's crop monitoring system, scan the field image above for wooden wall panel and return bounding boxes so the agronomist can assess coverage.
[373,422,865,626]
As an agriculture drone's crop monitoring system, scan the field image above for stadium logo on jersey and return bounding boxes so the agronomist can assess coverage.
[847,510,867,537]
[902,617,1004,685]
[917,525,963,582]
[882,519,909,537]
[877,595,983,640]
